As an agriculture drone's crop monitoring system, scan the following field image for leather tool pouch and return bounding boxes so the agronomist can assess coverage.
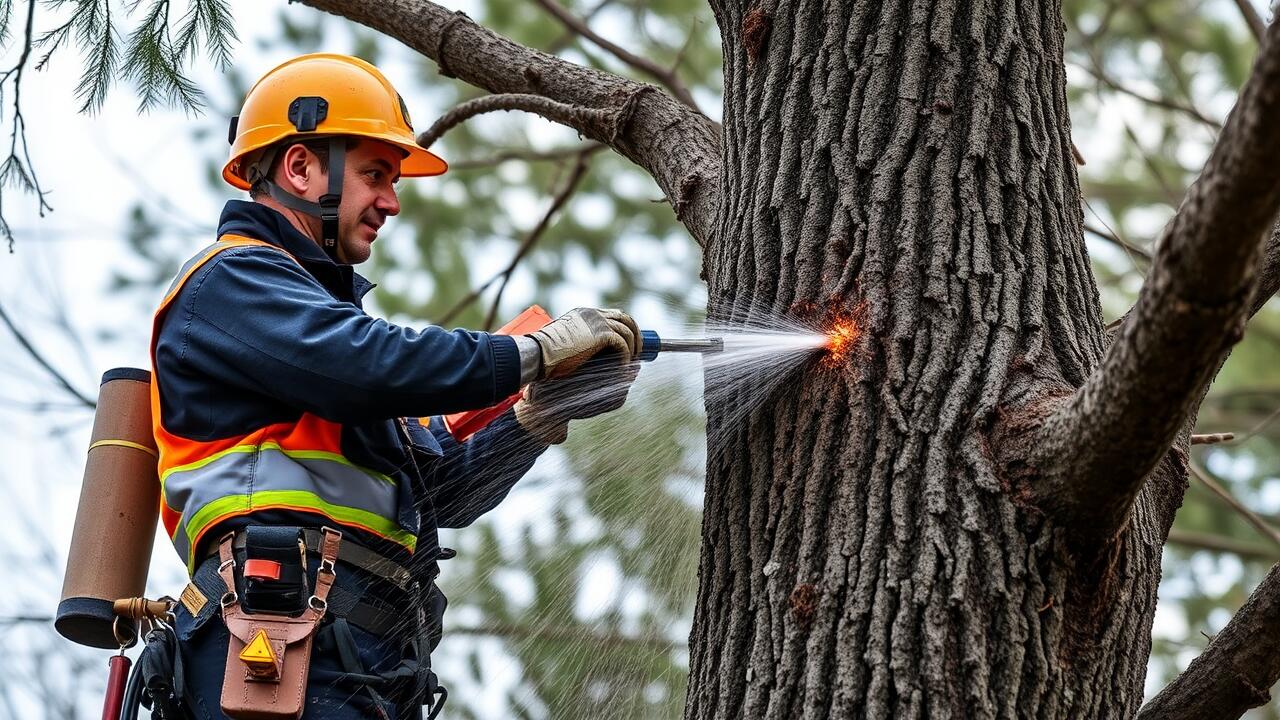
[217,527,341,720]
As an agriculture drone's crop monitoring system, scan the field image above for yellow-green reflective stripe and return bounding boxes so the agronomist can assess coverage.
[182,489,417,572]
[160,442,394,488]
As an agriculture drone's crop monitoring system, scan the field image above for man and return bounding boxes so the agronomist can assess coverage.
[154,53,640,719]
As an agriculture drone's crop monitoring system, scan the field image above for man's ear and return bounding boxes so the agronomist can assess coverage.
[279,143,314,194]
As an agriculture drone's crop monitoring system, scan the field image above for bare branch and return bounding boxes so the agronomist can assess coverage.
[1138,562,1280,720]
[448,142,601,170]
[297,0,721,245]
[1190,432,1235,446]
[483,149,594,329]
[0,301,95,409]
[438,148,599,327]
[417,93,623,150]
[1073,60,1222,131]
[1084,222,1152,264]
[1166,528,1279,562]
[1030,19,1280,544]
[530,0,702,111]
[1233,0,1267,43]
[1189,463,1280,550]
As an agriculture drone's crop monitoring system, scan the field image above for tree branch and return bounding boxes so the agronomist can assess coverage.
[529,0,702,112]
[296,0,721,246]
[438,147,601,327]
[1166,528,1279,562]
[1189,462,1280,550]
[483,148,594,329]
[0,301,95,409]
[447,142,601,170]
[1030,18,1280,545]
[417,93,627,150]
[1233,0,1267,44]
[1138,562,1280,720]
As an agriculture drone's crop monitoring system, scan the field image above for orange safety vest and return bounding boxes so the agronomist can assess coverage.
[151,235,417,572]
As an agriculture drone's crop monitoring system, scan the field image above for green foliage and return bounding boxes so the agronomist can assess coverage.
[27,0,238,114]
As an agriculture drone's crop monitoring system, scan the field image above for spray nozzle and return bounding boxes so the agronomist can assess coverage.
[638,330,725,361]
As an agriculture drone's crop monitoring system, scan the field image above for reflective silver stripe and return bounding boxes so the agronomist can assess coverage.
[164,447,401,565]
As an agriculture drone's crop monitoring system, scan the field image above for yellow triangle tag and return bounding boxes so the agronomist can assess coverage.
[239,629,276,666]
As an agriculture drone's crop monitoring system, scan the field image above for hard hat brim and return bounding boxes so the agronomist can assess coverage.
[222,132,448,190]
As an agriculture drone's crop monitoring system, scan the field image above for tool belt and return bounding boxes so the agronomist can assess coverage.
[215,526,341,719]
[190,526,451,719]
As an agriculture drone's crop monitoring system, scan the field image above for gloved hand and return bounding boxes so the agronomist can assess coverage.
[514,354,640,444]
[525,308,641,380]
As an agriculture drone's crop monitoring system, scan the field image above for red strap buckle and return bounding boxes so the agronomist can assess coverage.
[243,559,282,581]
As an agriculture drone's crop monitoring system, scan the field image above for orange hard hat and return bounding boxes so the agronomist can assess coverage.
[223,53,446,190]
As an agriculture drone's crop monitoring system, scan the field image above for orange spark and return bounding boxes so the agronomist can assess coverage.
[822,317,859,367]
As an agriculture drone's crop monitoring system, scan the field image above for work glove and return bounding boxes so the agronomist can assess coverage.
[525,308,642,380]
[514,354,640,444]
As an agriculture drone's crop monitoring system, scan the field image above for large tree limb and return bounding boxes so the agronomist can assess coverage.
[1137,562,1280,720]
[297,0,721,246]
[1029,18,1280,545]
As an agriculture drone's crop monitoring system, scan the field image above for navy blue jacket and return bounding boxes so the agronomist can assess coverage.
[154,200,547,563]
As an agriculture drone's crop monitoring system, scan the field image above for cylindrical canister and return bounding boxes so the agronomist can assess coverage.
[56,368,160,649]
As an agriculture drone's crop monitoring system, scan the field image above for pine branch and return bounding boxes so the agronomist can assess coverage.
[1138,562,1280,720]
[1029,18,1280,545]
[295,0,721,246]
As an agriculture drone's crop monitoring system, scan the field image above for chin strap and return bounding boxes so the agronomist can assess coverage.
[260,136,347,262]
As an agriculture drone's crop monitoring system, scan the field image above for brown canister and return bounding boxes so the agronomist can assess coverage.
[56,368,160,649]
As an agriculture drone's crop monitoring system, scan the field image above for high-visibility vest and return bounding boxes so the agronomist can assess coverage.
[151,235,417,572]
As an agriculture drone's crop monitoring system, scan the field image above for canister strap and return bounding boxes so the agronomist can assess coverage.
[88,439,159,458]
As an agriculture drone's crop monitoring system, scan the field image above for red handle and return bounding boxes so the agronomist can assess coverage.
[101,654,131,720]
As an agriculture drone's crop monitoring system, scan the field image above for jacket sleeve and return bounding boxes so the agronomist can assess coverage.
[173,247,522,423]
[424,411,549,528]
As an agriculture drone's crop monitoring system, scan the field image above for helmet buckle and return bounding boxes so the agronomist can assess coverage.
[288,97,329,132]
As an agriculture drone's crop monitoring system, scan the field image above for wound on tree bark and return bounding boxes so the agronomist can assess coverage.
[742,8,771,66]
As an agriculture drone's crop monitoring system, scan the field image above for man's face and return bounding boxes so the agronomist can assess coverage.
[334,139,402,264]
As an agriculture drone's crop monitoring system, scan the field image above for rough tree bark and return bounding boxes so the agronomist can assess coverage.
[694,0,1129,716]
[292,0,1280,717]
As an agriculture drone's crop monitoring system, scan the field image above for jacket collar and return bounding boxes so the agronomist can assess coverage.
[216,200,376,305]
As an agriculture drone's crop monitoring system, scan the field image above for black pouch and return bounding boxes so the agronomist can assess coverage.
[241,526,308,615]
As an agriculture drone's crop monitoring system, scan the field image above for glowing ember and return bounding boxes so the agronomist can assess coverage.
[823,318,859,366]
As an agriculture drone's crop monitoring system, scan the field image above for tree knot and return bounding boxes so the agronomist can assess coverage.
[435,10,472,79]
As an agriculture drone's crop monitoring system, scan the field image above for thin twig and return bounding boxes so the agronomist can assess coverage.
[0,300,95,409]
[1084,222,1153,263]
[0,0,54,251]
[448,143,602,170]
[1167,528,1280,561]
[483,148,597,329]
[1230,404,1280,444]
[530,0,701,111]
[1070,59,1222,131]
[1188,462,1280,550]
[1191,432,1235,445]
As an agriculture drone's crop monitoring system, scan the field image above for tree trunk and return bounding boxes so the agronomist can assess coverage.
[690,0,1181,716]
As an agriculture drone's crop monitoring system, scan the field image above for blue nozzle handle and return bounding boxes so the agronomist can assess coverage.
[639,330,662,362]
